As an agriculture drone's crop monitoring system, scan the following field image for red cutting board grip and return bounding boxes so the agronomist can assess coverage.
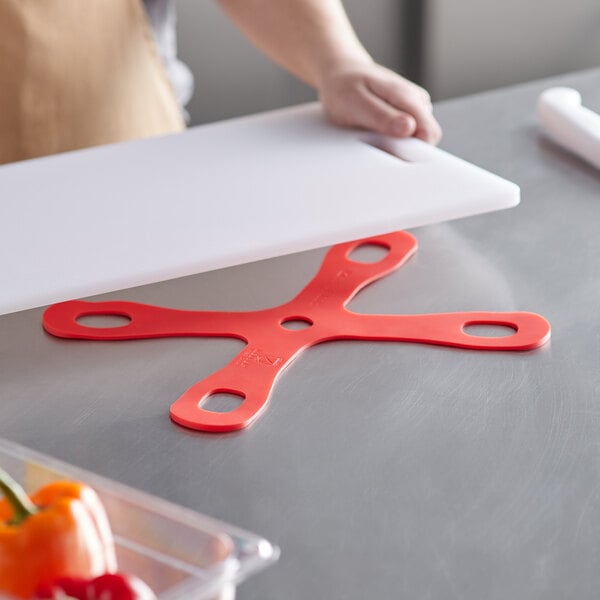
[43,231,551,432]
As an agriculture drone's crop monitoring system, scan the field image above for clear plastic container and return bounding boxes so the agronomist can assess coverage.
[0,438,278,599]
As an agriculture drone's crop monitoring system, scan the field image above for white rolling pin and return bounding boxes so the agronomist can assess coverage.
[537,87,600,170]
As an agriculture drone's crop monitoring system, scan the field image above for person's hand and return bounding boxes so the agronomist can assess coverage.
[318,61,442,144]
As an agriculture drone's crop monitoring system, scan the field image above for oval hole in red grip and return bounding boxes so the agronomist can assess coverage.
[76,313,132,328]
[199,391,246,413]
[462,322,518,338]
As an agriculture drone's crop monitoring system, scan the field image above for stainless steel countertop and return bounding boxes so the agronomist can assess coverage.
[2,68,600,599]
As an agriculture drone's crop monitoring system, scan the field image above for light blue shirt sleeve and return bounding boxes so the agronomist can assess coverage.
[143,0,194,115]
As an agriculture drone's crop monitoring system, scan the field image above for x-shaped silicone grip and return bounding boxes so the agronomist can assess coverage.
[43,231,551,432]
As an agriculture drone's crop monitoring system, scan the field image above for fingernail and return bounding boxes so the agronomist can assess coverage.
[391,116,416,137]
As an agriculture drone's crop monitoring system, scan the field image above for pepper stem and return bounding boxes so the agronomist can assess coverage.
[0,467,38,525]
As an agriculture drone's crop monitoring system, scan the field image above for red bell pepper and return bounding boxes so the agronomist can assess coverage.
[34,573,156,600]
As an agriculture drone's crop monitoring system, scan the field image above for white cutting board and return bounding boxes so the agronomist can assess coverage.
[0,103,518,315]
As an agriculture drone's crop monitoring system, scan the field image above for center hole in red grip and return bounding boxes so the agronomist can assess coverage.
[280,317,313,330]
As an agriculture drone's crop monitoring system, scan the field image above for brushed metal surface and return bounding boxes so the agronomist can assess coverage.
[1,68,600,599]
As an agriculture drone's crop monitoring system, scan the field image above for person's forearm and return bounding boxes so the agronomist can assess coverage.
[217,0,442,143]
[217,0,372,88]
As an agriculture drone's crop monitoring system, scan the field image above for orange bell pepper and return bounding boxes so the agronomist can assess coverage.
[0,467,117,599]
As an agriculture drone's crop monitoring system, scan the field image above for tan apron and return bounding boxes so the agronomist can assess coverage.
[0,0,185,165]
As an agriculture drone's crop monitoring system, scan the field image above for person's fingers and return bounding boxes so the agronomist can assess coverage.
[367,74,442,144]
[367,74,429,118]
[362,92,418,138]
[339,85,418,138]
[319,67,442,142]
[414,119,443,145]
